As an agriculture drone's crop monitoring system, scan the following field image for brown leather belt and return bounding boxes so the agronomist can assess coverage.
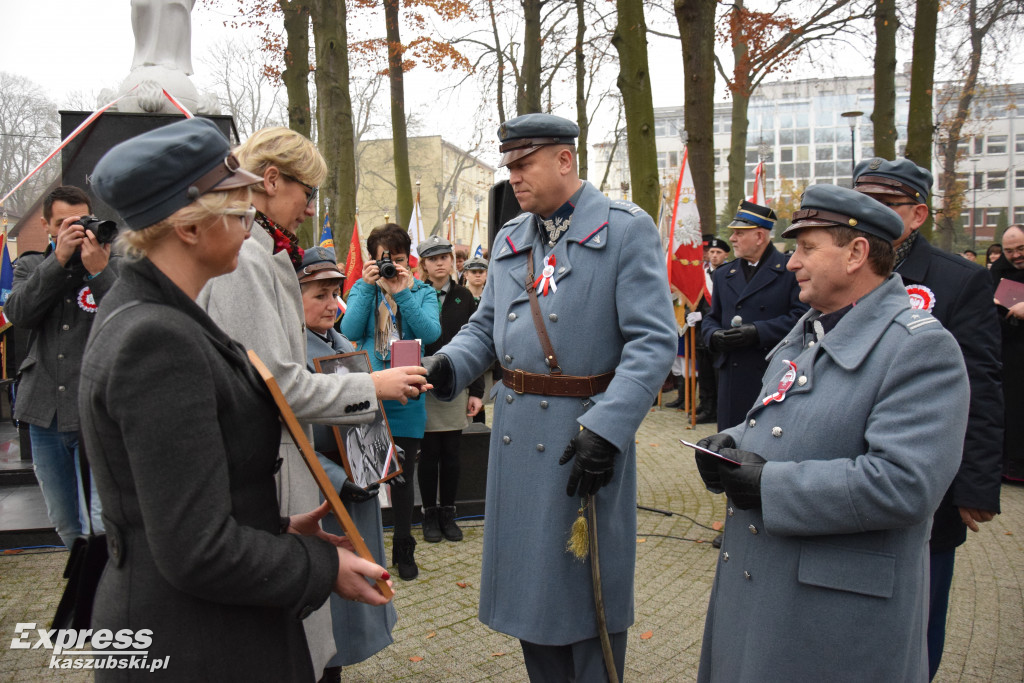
[500,367,614,397]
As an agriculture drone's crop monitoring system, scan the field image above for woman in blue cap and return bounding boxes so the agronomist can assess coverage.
[82,117,392,681]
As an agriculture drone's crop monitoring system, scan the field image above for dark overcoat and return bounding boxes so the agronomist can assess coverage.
[698,276,969,682]
[895,235,1003,549]
[700,243,806,430]
[434,181,677,645]
[991,255,1024,480]
[79,258,338,682]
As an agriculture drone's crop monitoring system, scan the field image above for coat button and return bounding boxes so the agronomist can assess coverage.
[558,267,566,274]
[797,376,807,386]
[548,314,558,322]
[748,419,756,428]
[502,435,511,444]
[539,400,549,409]
[504,355,512,364]
[748,524,758,534]
[722,552,729,562]
[508,313,517,321]
[727,506,734,516]
[505,394,514,404]
[62,324,70,331]
[772,426,783,437]
[807,341,815,347]
[736,304,743,310]
[65,298,72,303]
[58,385,66,392]
[744,571,752,580]
[536,444,545,452]
[57,354,65,360]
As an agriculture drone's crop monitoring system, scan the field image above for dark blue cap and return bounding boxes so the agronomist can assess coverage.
[782,184,903,243]
[728,200,777,230]
[298,246,345,283]
[703,236,730,253]
[92,118,260,230]
[497,113,579,167]
[853,157,932,203]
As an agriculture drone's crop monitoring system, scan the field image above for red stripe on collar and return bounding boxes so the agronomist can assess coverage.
[580,222,608,244]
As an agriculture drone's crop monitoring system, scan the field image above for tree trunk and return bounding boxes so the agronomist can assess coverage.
[905,0,938,238]
[575,0,588,180]
[872,0,899,159]
[727,93,752,223]
[385,0,413,228]
[612,0,659,217]
[675,0,717,234]
[519,0,543,114]
[938,0,985,251]
[311,0,357,252]
[488,0,507,123]
[280,1,312,139]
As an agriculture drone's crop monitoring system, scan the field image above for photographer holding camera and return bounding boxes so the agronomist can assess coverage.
[342,223,441,580]
[5,185,118,547]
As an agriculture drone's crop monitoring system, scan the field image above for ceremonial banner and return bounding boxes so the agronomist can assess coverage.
[318,214,334,248]
[407,197,424,268]
[666,147,706,309]
[749,161,767,205]
[343,217,363,296]
[470,210,485,258]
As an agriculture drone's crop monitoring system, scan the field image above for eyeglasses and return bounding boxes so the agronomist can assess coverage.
[283,174,319,209]
[1004,246,1024,256]
[882,202,918,208]
[222,205,258,232]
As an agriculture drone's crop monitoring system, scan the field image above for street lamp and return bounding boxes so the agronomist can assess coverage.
[970,156,981,250]
[840,111,864,185]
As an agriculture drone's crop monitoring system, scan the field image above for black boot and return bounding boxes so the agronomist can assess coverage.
[421,506,442,543]
[392,536,418,580]
[439,506,463,542]
[664,376,685,409]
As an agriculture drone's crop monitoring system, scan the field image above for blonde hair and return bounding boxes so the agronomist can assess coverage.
[117,188,250,258]
[235,127,327,191]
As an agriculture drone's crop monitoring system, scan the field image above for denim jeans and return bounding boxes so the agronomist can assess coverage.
[29,420,103,547]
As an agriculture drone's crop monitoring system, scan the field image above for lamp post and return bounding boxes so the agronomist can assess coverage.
[970,157,980,250]
[840,110,864,185]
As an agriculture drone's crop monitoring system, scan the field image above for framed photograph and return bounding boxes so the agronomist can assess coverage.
[313,351,403,488]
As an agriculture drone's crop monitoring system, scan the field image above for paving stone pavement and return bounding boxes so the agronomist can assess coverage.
[1,405,1021,681]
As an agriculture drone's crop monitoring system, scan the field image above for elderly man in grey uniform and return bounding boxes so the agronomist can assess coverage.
[423,113,676,681]
[693,184,969,682]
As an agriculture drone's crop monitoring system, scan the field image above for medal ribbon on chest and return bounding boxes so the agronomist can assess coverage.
[762,360,797,406]
[532,253,558,296]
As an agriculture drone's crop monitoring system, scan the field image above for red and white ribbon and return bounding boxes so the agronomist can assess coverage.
[532,253,557,296]
[762,360,798,406]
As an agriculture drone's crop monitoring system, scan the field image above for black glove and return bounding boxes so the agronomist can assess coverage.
[339,479,380,504]
[717,448,766,510]
[717,323,759,351]
[694,433,735,494]
[421,354,454,398]
[559,428,618,497]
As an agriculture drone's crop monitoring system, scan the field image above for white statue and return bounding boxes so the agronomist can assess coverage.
[130,0,196,75]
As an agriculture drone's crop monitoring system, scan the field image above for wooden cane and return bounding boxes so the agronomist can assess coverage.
[688,326,697,429]
[248,350,393,599]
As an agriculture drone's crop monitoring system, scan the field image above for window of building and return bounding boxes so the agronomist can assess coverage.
[779,163,796,178]
[974,171,984,189]
[988,170,1007,189]
[794,129,810,144]
[987,135,1007,155]
[780,148,794,162]
[1015,208,1024,224]
[779,129,794,144]
[746,149,760,164]
[814,127,835,144]
[668,151,679,168]
[837,144,852,160]
[1017,169,1024,189]
[816,147,834,161]
[1017,133,1024,153]
[796,146,810,162]
[657,151,667,169]
[974,137,984,155]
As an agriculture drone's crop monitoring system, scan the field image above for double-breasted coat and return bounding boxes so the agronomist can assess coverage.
[434,181,677,645]
[895,234,1003,550]
[197,224,378,675]
[991,255,1024,480]
[80,258,338,682]
[701,243,807,430]
[698,275,969,682]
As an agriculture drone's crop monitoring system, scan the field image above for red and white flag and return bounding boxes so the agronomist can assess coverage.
[666,147,706,308]
[749,161,767,205]
[407,198,425,268]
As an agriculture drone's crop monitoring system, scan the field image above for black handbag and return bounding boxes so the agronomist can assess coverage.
[52,444,107,630]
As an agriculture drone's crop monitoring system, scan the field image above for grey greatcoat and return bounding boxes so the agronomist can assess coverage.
[698,275,970,682]
[80,258,338,682]
[197,225,377,676]
[434,181,677,645]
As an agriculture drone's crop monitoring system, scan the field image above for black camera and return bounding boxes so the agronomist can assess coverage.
[376,250,398,279]
[73,216,119,245]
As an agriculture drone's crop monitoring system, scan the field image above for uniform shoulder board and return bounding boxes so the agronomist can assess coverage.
[894,308,941,334]
[501,213,531,231]
[609,199,644,216]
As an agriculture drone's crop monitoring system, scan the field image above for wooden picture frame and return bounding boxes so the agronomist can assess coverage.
[312,350,403,487]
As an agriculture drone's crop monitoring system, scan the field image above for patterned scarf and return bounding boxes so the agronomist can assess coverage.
[894,230,919,269]
[255,210,304,269]
[374,284,400,361]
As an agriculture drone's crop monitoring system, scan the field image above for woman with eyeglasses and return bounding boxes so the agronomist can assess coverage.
[81,118,393,682]
[196,127,427,679]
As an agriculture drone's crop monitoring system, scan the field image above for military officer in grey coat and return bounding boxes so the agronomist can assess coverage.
[423,113,676,681]
[694,184,969,682]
